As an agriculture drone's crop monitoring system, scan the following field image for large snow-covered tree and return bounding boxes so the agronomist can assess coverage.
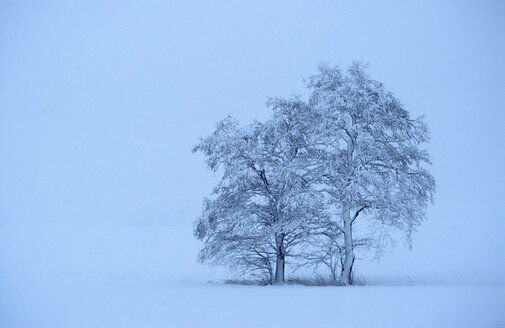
[306,63,436,285]
[193,98,325,284]
[194,62,435,286]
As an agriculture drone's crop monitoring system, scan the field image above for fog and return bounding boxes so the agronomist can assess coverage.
[1,1,504,284]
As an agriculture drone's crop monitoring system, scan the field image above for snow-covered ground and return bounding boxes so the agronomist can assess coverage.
[1,226,504,327]
[2,275,503,328]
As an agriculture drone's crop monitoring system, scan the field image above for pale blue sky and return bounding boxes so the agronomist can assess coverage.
[1,0,504,263]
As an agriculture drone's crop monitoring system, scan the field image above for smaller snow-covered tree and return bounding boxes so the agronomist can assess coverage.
[194,99,325,284]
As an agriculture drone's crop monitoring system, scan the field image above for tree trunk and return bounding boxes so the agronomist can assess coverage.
[274,234,285,284]
[340,130,356,285]
[339,208,355,285]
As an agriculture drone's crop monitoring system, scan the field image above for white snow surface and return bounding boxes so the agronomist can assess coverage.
[1,226,504,328]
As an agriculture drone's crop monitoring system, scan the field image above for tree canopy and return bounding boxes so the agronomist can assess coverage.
[193,63,435,285]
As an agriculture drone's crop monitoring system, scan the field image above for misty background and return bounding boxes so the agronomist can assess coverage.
[1,1,504,284]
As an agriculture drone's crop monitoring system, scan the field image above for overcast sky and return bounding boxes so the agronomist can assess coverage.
[1,1,504,281]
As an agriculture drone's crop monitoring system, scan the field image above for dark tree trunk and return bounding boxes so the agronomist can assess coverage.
[274,234,285,284]
[339,206,355,285]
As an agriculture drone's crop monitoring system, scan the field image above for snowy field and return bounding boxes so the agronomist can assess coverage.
[1,226,504,328]
[2,276,503,328]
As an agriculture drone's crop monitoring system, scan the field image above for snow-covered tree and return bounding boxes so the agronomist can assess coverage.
[193,99,325,284]
[306,63,436,285]
[194,62,435,286]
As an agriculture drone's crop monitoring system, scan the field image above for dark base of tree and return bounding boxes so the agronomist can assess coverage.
[225,275,367,286]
